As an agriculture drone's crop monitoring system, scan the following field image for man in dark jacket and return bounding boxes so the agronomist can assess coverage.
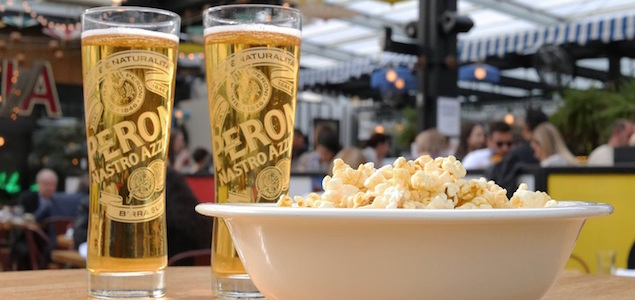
[488,108,548,197]
[19,169,59,220]
[11,168,64,269]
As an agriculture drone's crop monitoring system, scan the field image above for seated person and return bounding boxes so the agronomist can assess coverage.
[414,128,449,159]
[587,119,633,166]
[11,168,76,269]
[329,147,367,175]
[463,122,513,170]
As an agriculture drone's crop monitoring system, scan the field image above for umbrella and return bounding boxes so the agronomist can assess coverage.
[2,15,39,28]
[370,66,417,94]
[458,64,500,83]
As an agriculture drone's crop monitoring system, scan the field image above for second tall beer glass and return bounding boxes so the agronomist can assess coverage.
[203,5,302,298]
[81,7,179,298]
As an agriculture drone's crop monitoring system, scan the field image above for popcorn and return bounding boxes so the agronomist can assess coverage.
[276,156,557,209]
[509,184,555,208]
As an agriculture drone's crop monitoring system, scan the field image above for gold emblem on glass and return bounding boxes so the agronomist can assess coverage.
[128,168,156,200]
[256,166,283,200]
[148,159,166,192]
[275,158,291,192]
[102,70,146,116]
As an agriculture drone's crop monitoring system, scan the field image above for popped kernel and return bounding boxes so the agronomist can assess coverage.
[509,184,553,208]
[277,155,557,209]
[277,195,293,207]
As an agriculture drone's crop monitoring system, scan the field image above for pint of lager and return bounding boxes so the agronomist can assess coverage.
[81,7,179,298]
[203,5,302,298]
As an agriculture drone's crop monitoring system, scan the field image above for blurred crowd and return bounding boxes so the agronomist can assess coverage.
[282,108,635,197]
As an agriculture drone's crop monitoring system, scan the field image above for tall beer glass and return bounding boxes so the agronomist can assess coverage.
[203,5,301,298]
[81,7,179,298]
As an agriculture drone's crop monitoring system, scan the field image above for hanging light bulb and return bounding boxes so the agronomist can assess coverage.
[375,125,385,134]
[49,40,60,49]
[385,69,397,83]
[504,111,514,125]
[474,66,487,80]
[10,31,22,43]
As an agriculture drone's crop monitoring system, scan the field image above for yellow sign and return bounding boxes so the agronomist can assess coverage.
[548,173,635,273]
[179,42,204,54]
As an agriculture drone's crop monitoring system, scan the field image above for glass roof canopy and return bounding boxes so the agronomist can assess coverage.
[299,0,635,97]
[301,0,635,69]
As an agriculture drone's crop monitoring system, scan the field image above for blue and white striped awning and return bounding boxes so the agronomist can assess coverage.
[458,13,635,63]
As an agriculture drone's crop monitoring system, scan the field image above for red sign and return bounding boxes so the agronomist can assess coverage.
[1,58,62,118]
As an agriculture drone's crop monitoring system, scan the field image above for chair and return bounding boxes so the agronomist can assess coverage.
[23,223,51,270]
[0,227,12,271]
[40,216,75,250]
[168,248,211,266]
[569,253,590,274]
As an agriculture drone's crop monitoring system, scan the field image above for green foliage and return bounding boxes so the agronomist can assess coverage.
[28,122,87,176]
[397,106,418,149]
[551,81,635,155]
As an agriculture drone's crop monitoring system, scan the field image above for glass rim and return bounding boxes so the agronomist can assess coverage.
[204,4,301,22]
[82,6,180,30]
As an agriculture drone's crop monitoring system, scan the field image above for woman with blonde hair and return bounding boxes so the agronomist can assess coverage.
[530,123,578,167]
[329,147,367,176]
[415,128,449,159]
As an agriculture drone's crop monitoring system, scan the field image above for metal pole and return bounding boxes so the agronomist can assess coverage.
[418,0,460,131]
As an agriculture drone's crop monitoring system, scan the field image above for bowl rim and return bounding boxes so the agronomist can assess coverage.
[195,201,613,222]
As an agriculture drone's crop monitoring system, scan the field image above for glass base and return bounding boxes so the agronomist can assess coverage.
[89,270,165,298]
[212,273,264,299]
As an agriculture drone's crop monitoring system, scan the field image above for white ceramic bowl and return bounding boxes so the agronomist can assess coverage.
[196,201,612,300]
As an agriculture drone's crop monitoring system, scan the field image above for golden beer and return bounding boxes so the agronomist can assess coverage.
[81,29,177,294]
[204,26,301,280]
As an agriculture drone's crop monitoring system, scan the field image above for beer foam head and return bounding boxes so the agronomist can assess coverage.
[204,24,301,39]
[82,27,179,43]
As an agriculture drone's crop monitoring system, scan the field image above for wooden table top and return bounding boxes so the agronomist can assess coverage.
[0,267,634,299]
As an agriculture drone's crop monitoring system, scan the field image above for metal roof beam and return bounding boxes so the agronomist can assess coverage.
[465,0,566,25]
[302,42,364,61]
[574,66,608,82]
[566,3,635,20]
[323,2,416,44]
[498,76,543,90]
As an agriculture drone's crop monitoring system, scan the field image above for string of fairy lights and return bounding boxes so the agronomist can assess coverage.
[0,0,83,34]
[0,0,206,62]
